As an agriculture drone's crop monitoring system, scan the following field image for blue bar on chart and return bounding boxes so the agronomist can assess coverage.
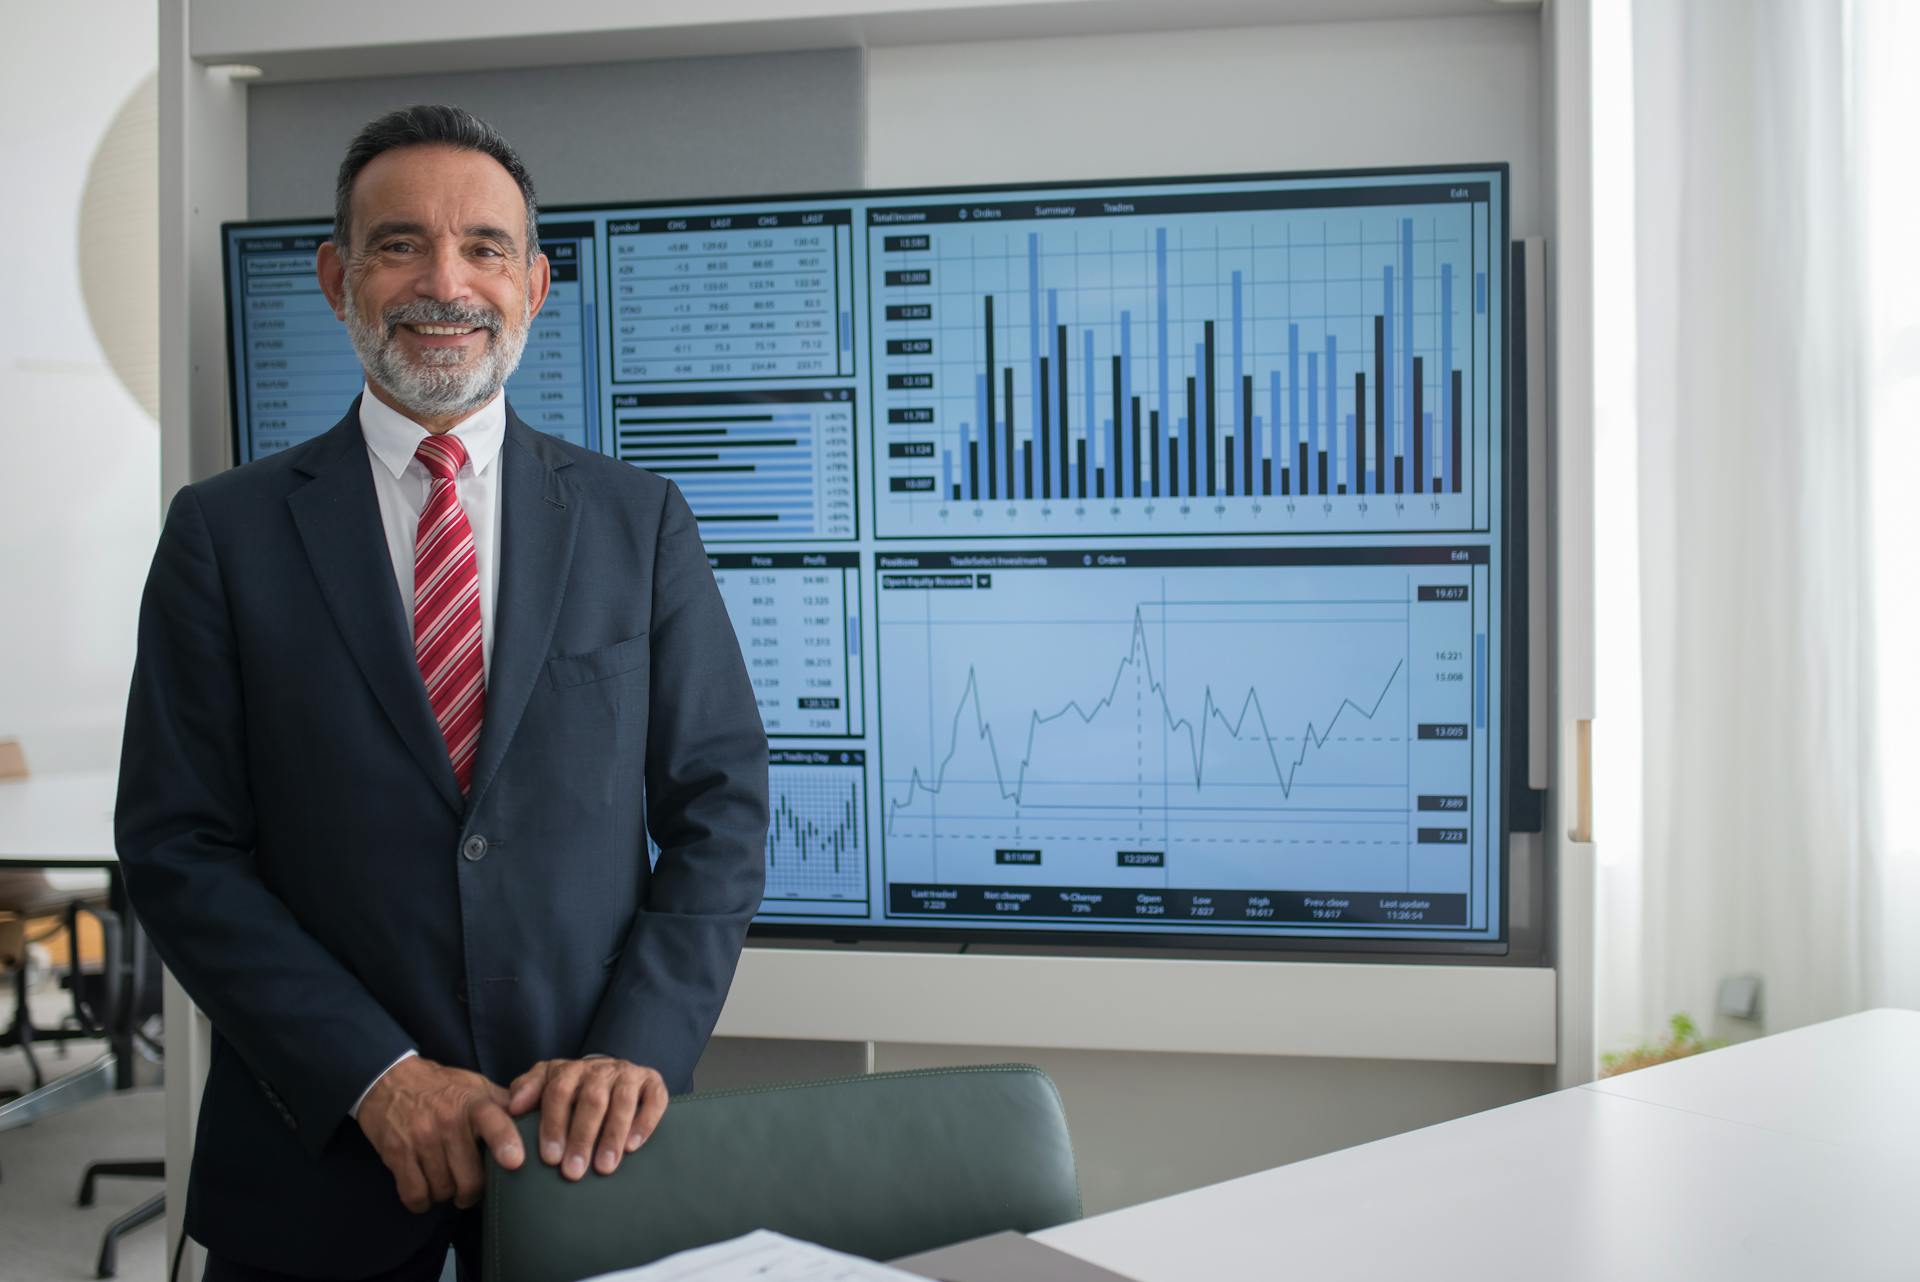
[612,388,855,541]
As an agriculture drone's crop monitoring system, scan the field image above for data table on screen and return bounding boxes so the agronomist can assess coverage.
[233,234,363,455]
[607,210,857,383]
[760,749,871,915]
[867,182,1497,539]
[711,551,864,738]
[874,547,1495,934]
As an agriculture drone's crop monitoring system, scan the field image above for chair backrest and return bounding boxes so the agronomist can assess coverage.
[483,1064,1081,1282]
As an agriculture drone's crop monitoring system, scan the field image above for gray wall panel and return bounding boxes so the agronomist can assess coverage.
[246,47,864,220]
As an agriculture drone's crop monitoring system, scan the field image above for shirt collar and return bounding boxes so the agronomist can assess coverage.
[358,384,508,482]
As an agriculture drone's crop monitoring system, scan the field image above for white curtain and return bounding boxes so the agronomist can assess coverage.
[1603,0,1880,1045]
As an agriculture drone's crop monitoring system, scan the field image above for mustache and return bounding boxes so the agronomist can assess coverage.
[380,300,503,339]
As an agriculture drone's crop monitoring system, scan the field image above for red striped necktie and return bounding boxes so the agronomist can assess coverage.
[413,433,486,796]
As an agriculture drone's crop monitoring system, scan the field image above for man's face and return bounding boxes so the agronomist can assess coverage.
[317,144,550,423]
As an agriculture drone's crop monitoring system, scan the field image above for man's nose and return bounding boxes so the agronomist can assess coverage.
[414,243,471,302]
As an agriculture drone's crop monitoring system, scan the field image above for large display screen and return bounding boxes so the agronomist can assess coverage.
[223,165,1513,951]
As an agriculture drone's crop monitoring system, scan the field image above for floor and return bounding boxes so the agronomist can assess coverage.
[0,982,168,1281]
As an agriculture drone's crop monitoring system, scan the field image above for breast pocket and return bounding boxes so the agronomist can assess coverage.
[546,632,650,690]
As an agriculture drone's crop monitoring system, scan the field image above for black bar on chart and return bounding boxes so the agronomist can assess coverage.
[1261,457,1272,497]
[1057,325,1072,500]
[1224,436,1235,495]
[1451,369,1463,494]
[1395,456,1405,493]
[1298,441,1310,498]
[1169,440,1180,496]
[1076,439,1087,500]
[968,441,979,502]
[1241,374,1254,497]
[1111,355,1124,500]
[1004,366,1017,500]
[1282,465,1291,497]
[1373,315,1386,495]
[1318,450,1329,495]
[1023,440,1034,499]
[1412,356,1424,495]
[1204,321,1217,497]
[1039,355,1052,500]
[1096,467,1106,499]
[1354,372,1366,495]
[984,296,997,501]
[1149,409,1162,498]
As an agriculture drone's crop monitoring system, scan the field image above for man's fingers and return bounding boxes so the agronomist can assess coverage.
[382,1143,433,1215]
[445,1130,487,1210]
[538,1065,582,1168]
[415,1132,457,1207]
[507,1064,548,1116]
[471,1099,525,1171]
[564,1067,612,1181]
[631,1071,669,1149]
[594,1073,642,1175]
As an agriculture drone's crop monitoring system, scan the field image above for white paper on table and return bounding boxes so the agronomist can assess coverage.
[579,1229,931,1282]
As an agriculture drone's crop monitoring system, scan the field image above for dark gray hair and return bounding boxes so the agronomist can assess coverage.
[332,104,539,261]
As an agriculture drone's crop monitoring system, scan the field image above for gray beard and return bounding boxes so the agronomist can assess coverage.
[343,286,528,420]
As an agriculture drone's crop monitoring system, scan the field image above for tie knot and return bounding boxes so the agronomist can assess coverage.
[415,433,469,482]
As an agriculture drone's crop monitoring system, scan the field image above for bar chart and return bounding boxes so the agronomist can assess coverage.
[867,183,1495,537]
[610,389,856,541]
[764,749,870,912]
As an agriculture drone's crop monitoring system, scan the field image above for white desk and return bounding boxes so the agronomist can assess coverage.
[0,770,119,903]
[1035,1010,1919,1281]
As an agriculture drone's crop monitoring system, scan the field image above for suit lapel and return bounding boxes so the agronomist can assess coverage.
[466,412,580,811]
[286,404,465,816]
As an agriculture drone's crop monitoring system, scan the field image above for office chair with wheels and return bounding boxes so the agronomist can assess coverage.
[483,1063,1082,1282]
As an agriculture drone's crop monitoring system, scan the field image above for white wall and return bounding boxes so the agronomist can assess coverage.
[0,3,159,773]
[866,14,1543,236]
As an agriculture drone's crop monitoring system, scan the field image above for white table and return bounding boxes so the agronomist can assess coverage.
[1035,1009,1920,1281]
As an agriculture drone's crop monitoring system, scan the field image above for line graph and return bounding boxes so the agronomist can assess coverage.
[887,614,1406,817]
[875,549,1488,924]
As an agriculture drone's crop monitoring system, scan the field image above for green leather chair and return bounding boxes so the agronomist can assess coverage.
[482,1064,1081,1282]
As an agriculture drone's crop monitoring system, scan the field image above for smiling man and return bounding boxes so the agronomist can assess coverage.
[117,105,768,1280]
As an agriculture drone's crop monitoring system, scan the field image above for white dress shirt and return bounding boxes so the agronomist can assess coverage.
[348,384,506,1119]
[358,384,506,681]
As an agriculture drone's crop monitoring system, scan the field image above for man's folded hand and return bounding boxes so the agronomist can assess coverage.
[507,1057,669,1181]
[357,1056,524,1212]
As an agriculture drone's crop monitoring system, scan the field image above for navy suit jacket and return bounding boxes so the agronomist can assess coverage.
[116,403,768,1275]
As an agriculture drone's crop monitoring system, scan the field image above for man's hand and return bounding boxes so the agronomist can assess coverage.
[357,1056,524,1213]
[507,1058,669,1181]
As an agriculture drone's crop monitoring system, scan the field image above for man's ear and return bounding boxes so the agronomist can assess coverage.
[526,251,552,322]
[316,241,348,320]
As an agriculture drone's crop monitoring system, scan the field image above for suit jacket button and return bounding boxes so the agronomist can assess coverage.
[462,835,488,861]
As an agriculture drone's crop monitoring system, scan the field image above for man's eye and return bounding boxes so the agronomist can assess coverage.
[382,241,415,254]
[472,245,503,257]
